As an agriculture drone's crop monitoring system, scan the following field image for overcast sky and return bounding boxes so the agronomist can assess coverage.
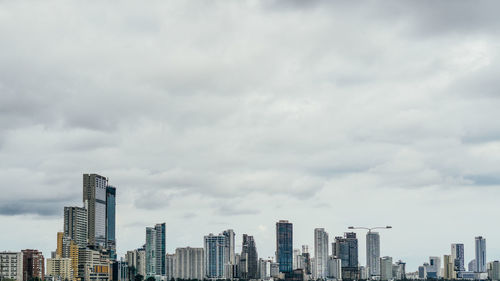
[1,0,500,271]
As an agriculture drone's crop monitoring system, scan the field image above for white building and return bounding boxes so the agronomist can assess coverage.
[0,252,23,281]
[427,256,441,278]
[175,247,204,280]
[314,228,329,279]
[380,256,393,281]
[488,261,500,281]
[327,256,342,280]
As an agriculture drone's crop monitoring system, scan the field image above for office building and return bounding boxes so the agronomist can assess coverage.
[174,247,204,280]
[204,233,227,279]
[380,256,392,281]
[314,228,329,279]
[47,257,73,281]
[240,234,258,279]
[83,174,108,247]
[22,249,44,281]
[443,255,455,280]
[487,261,500,281]
[145,223,166,276]
[327,256,342,280]
[475,236,487,273]
[333,233,358,280]
[106,186,116,260]
[64,206,88,248]
[0,252,23,281]
[276,220,293,273]
[366,232,380,277]
[451,243,465,273]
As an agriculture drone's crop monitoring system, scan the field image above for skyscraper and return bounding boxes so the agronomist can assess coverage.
[63,206,88,248]
[334,233,359,280]
[475,236,487,273]
[314,228,329,279]
[240,234,258,279]
[366,232,380,277]
[83,173,108,247]
[443,255,455,280]
[175,247,205,280]
[380,256,392,281]
[451,243,465,272]
[146,223,166,276]
[276,220,293,274]
[106,186,116,260]
[222,229,236,265]
[204,233,227,279]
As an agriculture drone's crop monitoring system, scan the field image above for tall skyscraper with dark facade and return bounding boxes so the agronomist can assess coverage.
[63,206,88,248]
[276,220,293,273]
[451,243,465,272]
[146,223,166,276]
[106,186,116,260]
[240,234,258,279]
[333,232,358,280]
[366,232,380,277]
[83,174,108,247]
[475,236,486,273]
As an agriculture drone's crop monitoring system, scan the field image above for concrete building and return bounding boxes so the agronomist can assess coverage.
[393,260,406,280]
[451,243,465,273]
[47,257,73,281]
[174,247,204,280]
[64,206,88,248]
[276,220,293,274]
[443,255,455,280]
[427,257,441,279]
[366,232,381,278]
[0,252,23,281]
[314,228,329,279]
[125,248,146,278]
[487,261,500,281]
[475,236,487,273]
[327,256,342,280]
[222,229,236,266]
[83,174,108,248]
[22,249,45,281]
[380,256,392,281]
[165,254,175,281]
[146,223,166,276]
[204,233,227,279]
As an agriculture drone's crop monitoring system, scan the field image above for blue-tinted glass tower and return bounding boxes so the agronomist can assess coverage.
[276,220,293,273]
[146,223,166,276]
[106,186,116,260]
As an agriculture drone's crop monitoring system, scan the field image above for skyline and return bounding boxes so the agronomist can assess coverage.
[2,0,500,276]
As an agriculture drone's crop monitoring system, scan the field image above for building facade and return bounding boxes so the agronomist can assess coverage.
[366,232,380,277]
[22,249,45,281]
[276,220,293,274]
[64,206,88,248]
[475,236,487,273]
[314,228,329,279]
[145,223,166,277]
[174,247,204,280]
[106,186,116,260]
[83,174,108,248]
[0,252,23,281]
[47,257,73,281]
[451,243,465,273]
[380,256,392,281]
[204,234,227,279]
[443,255,455,280]
[240,234,258,279]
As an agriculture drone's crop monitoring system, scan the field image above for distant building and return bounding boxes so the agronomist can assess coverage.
[258,258,272,280]
[443,255,455,280]
[240,234,258,279]
[380,256,392,281]
[451,243,465,273]
[418,265,426,279]
[78,248,109,281]
[166,254,175,281]
[333,232,358,280]
[487,261,500,281]
[394,260,406,280]
[314,228,329,279]
[366,232,381,277]
[22,249,45,281]
[106,186,116,260]
[469,259,477,272]
[47,257,73,281]
[175,247,204,280]
[327,256,342,280]
[276,220,293,274]
[427,257,441,278]
[64,206,88,248]
[204,233,227,279]
[83,174,108,247]
[145,223,166,276]
[222,229,236,266]
[0,251,23,281]
[475,236,487,273]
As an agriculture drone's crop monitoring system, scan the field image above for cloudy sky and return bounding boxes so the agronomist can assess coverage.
[1,0,500,271]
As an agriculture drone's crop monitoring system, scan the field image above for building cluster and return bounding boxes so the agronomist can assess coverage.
[413,237,500,281]
[2,174,500,281]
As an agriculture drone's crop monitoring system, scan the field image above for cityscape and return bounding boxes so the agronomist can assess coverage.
[1,174,498,281]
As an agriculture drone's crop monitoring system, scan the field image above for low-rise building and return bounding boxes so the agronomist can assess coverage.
[0,252,23,281]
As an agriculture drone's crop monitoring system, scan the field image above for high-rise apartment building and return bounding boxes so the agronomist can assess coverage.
[327,256,342,280]
[314,228,329,279]
[166,254,175,281]
[47,257,73,281]
[0,252,23,281]
[487,261,500,281]
[146,223,166,276]
[174,247,204,280]
[366,232,380,277]
[22,249,45,281]
[222,229,235,265]
[475,236,487,273]
[204,233,227,279]
[443,255,455,280]
[106,186,116,260]
[380,256,392,281]
[83,174,108,247]
[64,206,88,248]
[78,248,109,281]
[276,220,293,274]
[240,234,258,279]
[451,243,465,273]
